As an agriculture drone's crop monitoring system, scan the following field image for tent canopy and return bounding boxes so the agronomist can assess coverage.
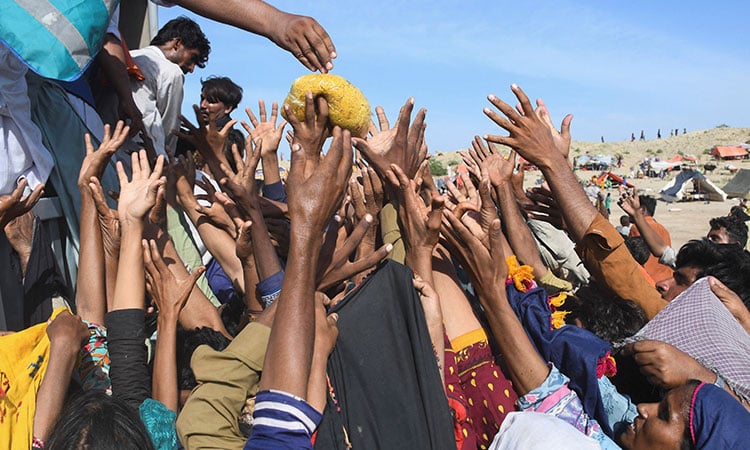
[723,169,750,199]
[710,146,748,160]
[660,170,727,203]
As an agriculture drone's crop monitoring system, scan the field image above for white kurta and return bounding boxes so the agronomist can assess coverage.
[128,45,184,156]
[0,42,54,195]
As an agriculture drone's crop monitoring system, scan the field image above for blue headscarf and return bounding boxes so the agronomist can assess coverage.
[690,382,750,450]
[506,282,614,436]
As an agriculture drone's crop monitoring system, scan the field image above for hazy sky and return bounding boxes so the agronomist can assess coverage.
[159,1,749,156]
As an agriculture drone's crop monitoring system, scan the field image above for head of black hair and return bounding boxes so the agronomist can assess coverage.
[708,215,748,247]
[675,239,750,307]
[222,128,246,173]
[150,17,210,68]
[619,215,631,227]
[729,205,750,222]
[177,326,231,390]
[638,194,657,217]
[624,236,651,266]
[46,391,153,450]
[201,76,243,110]
[564,282,648,344]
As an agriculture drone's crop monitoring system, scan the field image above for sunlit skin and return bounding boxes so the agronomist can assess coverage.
[617,384,694,450]
[656,265,701,301]
[167,44,202,74]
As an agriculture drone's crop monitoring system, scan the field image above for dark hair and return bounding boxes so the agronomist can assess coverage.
[150,17,210,68]
[46,391,153,450]
[564,282,648,343]
[679,380,702,450]
[177,326,231,390]
[201,76,243,110]
[619,215,631,227]
[729,205,750,222]
[223,128,246,173]
[708,215,748,247]
[624,236,651,265]
[638,195,657,217]
[675,239,750,307]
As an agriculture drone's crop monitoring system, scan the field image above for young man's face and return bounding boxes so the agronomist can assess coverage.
[200,91,231,123]
[656,265,701,301]
[706,226,732,245]
[169,41,202,74]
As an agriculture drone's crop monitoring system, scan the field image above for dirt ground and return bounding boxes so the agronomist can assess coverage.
[522,170,742,250]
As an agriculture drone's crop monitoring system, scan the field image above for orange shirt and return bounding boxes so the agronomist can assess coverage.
[629,216,674,283]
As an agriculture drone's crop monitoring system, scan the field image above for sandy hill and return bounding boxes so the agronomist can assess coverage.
[432,126,750,176]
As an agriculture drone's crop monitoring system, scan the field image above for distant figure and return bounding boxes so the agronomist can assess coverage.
[631,133,635,142]
[601,136,605,143]
[683,128,687,134]
[675,128,679,136]
[670,130,674,137]
[639,130,645,141]
[657,129,661,139]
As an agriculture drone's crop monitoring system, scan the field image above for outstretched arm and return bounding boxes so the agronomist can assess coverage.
[258,127,352,398]
[618,191,670,258]
[172,0,336,73]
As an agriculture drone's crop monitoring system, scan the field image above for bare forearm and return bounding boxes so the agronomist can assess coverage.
[76,192,107,323]
[249,209,283,280]
[262,154,281,186]
[538,155,598,243]
[33,342,78,441]
[153,316,179,411]
[632,211,668,257]
[497,184,548,279]
[241,254,263,311]
[112,224,146,311]
[172,0,282,39]
[258,234,319,398]
[480,288,550,395]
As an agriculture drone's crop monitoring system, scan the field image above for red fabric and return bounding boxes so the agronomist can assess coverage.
[444,333,517,450]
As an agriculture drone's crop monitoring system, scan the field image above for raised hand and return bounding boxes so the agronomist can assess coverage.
[618,189,641,217]
[523,186,567,230]
[78,122,129,188]
[88,178,121,257]
[143,239,205,320]
[385,163,444,265]
[175,105,237,174]
[708,276,750,333]
[483,150,517,189]
[317,214,392,292]
[353,99,427,179]
[116,150,166,223]
[0,179,44,230]
[284,93,331,176]
[243,100,287,155]
[286,126,353,240]
[219,142,263,218]
[484,84,572,169]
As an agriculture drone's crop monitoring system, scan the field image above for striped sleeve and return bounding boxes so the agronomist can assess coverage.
[244,390,322,450]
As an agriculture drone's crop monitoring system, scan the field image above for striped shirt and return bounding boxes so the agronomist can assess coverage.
[245,390,322,450]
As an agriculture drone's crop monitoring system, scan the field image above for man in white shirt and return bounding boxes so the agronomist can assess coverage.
[126,17,210,159]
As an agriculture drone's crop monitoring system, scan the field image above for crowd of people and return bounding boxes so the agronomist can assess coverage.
[1,2,749,450]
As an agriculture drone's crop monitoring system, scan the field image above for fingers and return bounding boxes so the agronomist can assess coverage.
[510,84,535,119]
[394,97,415,146]
[375,106,389,131]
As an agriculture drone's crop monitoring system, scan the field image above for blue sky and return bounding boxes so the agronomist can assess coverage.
[160,1,749,156]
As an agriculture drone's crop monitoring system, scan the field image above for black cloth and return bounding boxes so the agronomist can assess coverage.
[105,308,151,410]
[24,217,67,326]
[314,260,456,450]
